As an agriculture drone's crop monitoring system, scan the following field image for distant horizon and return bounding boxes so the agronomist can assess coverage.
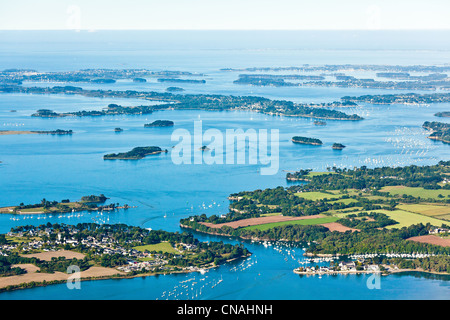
[2,1,450,31]
[2,29,449,52]
[1,29,450,32]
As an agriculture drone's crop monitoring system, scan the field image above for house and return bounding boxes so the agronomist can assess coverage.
[339,261,356,271]
[364,265,380,272]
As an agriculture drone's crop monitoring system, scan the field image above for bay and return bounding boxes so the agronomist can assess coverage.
[0,30,449,300]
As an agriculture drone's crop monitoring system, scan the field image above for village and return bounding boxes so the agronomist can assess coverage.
[0,222,249,283]
[1,225,179,274]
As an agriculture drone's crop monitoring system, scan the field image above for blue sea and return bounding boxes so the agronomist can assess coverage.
[0,30,449,300]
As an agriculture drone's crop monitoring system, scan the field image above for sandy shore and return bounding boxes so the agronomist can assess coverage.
[0,265,124,289]
[0,131,38,135]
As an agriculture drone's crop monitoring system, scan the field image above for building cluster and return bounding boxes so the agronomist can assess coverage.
[1,227,175,272]
[429,227,449,234]
[295,260,380,275]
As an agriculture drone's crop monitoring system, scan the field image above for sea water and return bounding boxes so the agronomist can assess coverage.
[0,31,449,300]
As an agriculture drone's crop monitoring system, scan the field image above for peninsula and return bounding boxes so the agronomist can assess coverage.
[423,121,450,144]
[180,161,450,275]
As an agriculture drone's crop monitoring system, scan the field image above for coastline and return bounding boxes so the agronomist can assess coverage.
[0,253,251,293]
[293,267,450,277]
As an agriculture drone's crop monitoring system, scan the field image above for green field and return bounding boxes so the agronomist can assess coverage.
[437,214,450,221]
[397,204,450,216]
[261,212,283,217]
[306,172,336,177]
[328,198,358,205]
[371,209,447,229]
[133,242,178,254]
[380,186,450,200]
[242,216,339,231]
[294,191,341,201]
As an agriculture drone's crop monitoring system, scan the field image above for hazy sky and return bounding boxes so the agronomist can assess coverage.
[1,0,449,30]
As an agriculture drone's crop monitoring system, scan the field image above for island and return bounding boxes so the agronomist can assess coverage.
[103,146,168,160]
[226,65,450,91]
[0,222,251,292]
[0,81,364,121]
[133,78,147,83]
[220,64,450,73]
[144,120,174,127]
[291,136,323,146]
[0,69,201,84]
[341,93,450,105]
[332,143,346,150]
[91,79,116,84]
[0,194,124,215]
[166,87,185,92]
[199,145,210,151]
[180,161,450,276]
[234,74,325,87]
[157,78,206,84]
[31,104,155,118]
[114,127,123,132]
[435,112,450,118]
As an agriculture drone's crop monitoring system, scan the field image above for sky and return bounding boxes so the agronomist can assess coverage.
[0,0,449,30]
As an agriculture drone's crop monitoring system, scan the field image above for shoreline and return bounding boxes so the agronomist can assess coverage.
[0,253,251,293]
[293,267,450,277]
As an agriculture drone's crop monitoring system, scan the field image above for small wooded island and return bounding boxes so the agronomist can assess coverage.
[103,146,168,160]
[144,120,174,127]
[292,136,323,146]
[332,143,346,150]
[199,145,210,151]
[166,87,185,92]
